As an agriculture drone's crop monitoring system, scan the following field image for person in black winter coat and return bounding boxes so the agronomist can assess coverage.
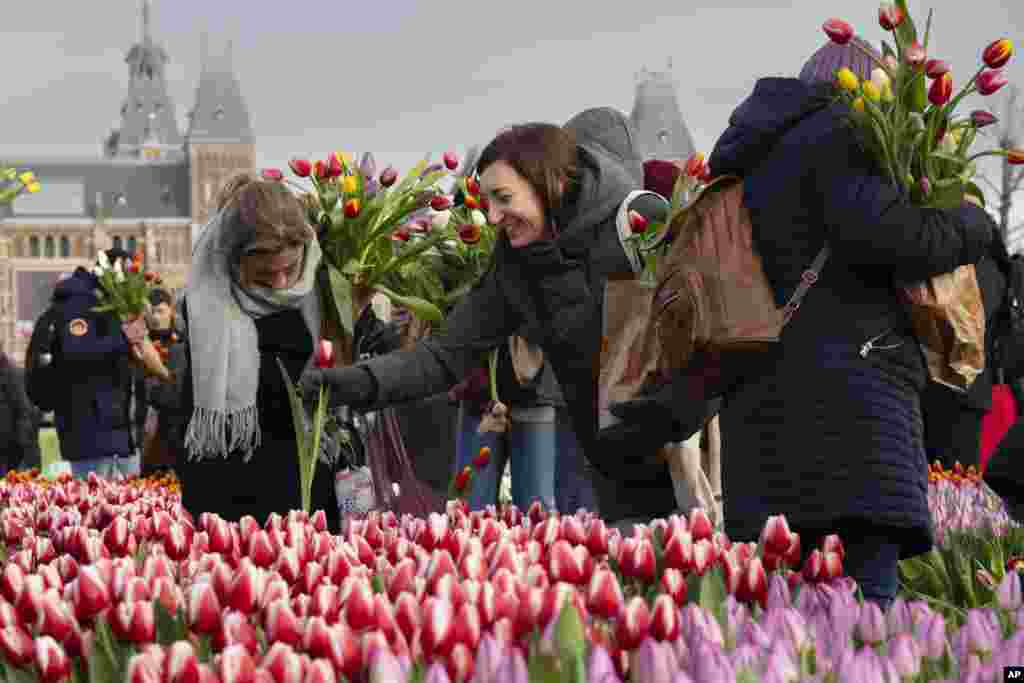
[0,349,38,472]
[698,37,995,608]
[300,115,674,524]
[921,233,1009,470]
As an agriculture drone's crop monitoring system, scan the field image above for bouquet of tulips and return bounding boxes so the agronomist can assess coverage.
[274,150,469,363]
[620,153,711,283]
[90,250,171,383]
[821,3,1020,392]
[0,167,41,205]
[447,446,493,501]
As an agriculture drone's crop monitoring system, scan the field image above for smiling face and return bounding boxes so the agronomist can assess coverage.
[239,244,305,290]
[479,160,549,249]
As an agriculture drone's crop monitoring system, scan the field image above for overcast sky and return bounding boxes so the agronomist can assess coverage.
[2,0,1023,228]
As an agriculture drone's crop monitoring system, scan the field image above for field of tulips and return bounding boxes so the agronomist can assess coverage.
[0,466,1023,682]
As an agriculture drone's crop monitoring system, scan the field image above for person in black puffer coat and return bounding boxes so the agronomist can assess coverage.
[700,37,995,608]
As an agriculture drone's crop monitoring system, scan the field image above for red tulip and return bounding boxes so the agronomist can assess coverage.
[692,538,715,576]
[392,227,411,242]
[289,159,312,178]
[0,624,34,667]
[925,59,950,79]
[929,72,953,106]
[660,567,688,607]
[878,3,905,31]
[429,194,452,212]
[743,557,769,608]
[983,39,1014,69]
[420,597,455,657]
[377,166,398,188]
[684,152,708,180]
[326,155,343,179]
[188,582,222,635]
[0,563,25,605]
[802,549,825,583]
[585,519,609,557]
[453,466,472,494]
[262,642,304,683]
[443,151,459,171]
[627,209,648,234]
[822,18,853,45]
[303,658,334,683]
[904,42,927,70]
[977,69,1008,96]
[822,550,844,580]
[463,194,481,209]
[315,339,335,370]
[615,596,651,650]
[219,644,257,683]
[344,579,377,631]
[689,508,714,542]
[452,600,482,651]
[761,515,792,556]
[821,534,845,560]
[343,198,361,218]
[264,599,303,648]
[72,564,110,622]
[458,223,482,245]
[472,447,491,469]
[34,591,74,644]
[313,160,327,180]
[166,641,202,683]
[164,521,192,562]
[34,635,71,683]
[247,530,276,568]
[261,168,284,182]
[229,564,266,615]
[309,583,340,623]
[1008,149,1024,165]
[650,594,680,641]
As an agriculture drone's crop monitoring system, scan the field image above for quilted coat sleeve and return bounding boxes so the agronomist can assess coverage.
[813,125,995,283]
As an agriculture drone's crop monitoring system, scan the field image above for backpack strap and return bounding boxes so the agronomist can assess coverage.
[781,244,831,325]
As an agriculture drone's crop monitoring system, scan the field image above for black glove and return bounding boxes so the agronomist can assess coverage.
[591,420,677,485]
[298,363,378,408]
[607,371,723,445]
[353,306,403,359]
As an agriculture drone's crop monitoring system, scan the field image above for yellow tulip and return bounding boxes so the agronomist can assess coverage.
[18,171,36,185]
[26,182,41,194]
[852,97,866,113]
[836,68,859,92]
[334,151,353,169]
[881,82,895,102]
[341,175,358,194]
[862,81,881,101]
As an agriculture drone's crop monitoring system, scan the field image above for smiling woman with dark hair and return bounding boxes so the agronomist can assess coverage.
[300,111,677,524]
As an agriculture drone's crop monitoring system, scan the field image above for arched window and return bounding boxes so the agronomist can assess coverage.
[44,236,55,258]
[29,236,40,258]
[112,235,123,251]
[59,236,70,258]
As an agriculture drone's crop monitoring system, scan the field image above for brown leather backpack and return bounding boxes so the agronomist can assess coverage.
[652,175,829,373]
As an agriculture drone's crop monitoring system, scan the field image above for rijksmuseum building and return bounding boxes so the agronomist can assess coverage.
[0,2,696,366]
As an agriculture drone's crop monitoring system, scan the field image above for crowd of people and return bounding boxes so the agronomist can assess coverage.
[6,35,1024,611]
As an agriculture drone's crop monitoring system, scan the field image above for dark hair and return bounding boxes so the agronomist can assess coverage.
[476,123,578,216]
[216,172,313,254]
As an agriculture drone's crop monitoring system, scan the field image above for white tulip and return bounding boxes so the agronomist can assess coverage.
[115,270,126,283]
[870,67,891,91]
[471,209,487,227]
[97,251,110,269]
[92,266,105,277]
[112,258,123,275]
[431,210,452,230]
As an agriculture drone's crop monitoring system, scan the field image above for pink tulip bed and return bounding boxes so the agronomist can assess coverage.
[0,470,1022,682]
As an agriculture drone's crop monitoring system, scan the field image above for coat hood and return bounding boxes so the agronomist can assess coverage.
[564,107,645,185]
[52,267,100,306]
[709,78,836,177]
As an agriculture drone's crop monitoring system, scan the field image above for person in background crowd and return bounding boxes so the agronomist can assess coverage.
[299,112,672,525]
[689,35,995,608]
[172,172,339,529]
[0,345,39,472]
[922,230,1009,470]
[48,247,156,478]
[141,287,181,477]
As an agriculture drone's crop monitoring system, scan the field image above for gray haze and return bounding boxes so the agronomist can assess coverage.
[2,1,1022,222]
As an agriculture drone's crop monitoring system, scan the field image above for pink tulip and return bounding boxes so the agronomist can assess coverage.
[977,69,1009,96]
[72,564,110,622]
[904,42,927,69]
[229,563,266,615]
[650,594,680,642]
[248,530,277,568]
[0,624,34,667]
[219,644,257,683]
[315,339,335,370]
[289,159,312,178]
[689,508,714,542]
[615,596,651,650]
[188,582,222,635]
[261,168,285,182]
[303,658,335,683]
[420,597,456,658]
[166,641,203,683]
[802,549,824,583]
[761,515,792,556]
[443,151,459,171]
[344,579,377,631]
[262,643,305,683]
[0,563,25,604]
[822,18,854,45]
[925,59,950,79]
[164,521,193,562]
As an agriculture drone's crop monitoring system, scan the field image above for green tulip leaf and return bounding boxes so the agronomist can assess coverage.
[893,0,918,46]
[373,285,443,323]
[327,266,354,335]
[965,182,986,208]
[275,356,307,457]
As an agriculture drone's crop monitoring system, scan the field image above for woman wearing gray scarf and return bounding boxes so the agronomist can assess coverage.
[174,173,337,528]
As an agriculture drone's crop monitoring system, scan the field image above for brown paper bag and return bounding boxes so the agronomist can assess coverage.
[901,264,986,393]
[599,275,662,434]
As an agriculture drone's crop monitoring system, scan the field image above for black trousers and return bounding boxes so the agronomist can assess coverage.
[177,439,339,533]
[984,417,1024,522]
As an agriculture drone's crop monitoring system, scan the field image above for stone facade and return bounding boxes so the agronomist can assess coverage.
[0,4,254,365]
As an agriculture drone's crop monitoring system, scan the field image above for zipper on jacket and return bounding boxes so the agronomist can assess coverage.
[859,328,904,358]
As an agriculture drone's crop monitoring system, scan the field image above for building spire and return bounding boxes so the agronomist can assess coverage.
[141,0,152,44]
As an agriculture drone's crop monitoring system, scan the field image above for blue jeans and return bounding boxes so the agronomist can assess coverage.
[553,409,597,514]
[454,402,556,512]
[69,453,141,480]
